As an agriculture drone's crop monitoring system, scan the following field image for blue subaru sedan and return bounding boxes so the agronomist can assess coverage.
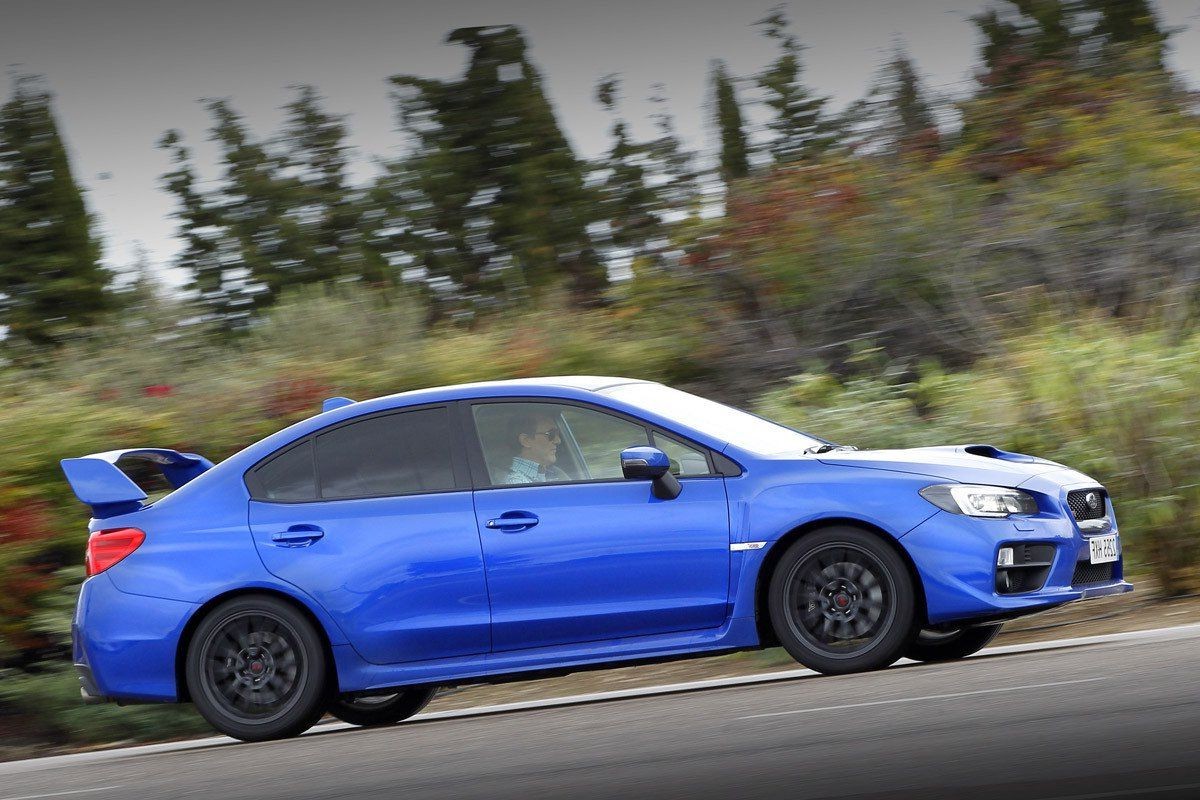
[62,377,1131,741]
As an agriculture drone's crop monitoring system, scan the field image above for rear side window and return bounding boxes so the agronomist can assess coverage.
[315,407,456,499]
[255,441,316,501]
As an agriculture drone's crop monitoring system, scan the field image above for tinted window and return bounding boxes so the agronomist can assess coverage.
[472,402,649,486]
[316,407,456,499]
[255,441,316,501]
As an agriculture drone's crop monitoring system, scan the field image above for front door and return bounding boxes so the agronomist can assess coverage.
[467,400,731,652]
[247,405,490,665]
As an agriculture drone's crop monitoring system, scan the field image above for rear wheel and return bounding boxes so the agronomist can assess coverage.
[185,595,328,742]
[768,526,915,675]
[329,687,438,727]
[903,624,1002,663]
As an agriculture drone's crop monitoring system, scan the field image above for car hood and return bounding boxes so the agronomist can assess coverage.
[815,444,1070,487]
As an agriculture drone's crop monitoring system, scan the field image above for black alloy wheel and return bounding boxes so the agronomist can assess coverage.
[329,686,438,727]
[768,526,915,674]
[903,623,1002,663]
[186,595,328,742]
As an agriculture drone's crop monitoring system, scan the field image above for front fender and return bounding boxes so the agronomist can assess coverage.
[726,465,938,621]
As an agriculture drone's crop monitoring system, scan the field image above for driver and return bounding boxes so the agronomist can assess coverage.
[504,410,570,484]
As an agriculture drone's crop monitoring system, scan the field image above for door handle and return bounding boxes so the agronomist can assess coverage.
[485,512,540,532]
[271,525,325,547]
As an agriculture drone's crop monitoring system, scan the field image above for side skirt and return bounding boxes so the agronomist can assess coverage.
[333,616,762,695]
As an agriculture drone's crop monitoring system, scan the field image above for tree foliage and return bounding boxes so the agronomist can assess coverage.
[388,26,606,315]
[710,60,749,182]
[0,77,109,350]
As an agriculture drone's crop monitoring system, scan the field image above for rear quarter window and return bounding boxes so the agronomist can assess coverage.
[253,440,316,501]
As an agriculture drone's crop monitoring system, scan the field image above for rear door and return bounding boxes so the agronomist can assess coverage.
[247,404,491,665]
[466,399,731,652]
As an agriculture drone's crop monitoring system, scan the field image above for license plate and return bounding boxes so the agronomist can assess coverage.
[1089,533,1119,564]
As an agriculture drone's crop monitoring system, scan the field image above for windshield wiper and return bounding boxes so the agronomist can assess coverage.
[804,444,859,455]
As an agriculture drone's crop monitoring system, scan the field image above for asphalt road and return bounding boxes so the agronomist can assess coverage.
[4,627,1200,800]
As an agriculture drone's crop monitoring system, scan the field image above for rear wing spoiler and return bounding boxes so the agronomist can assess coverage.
[60,448,214,519]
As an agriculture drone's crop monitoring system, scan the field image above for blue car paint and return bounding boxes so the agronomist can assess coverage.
[472,478,730,651]
[249,491,492,664]
[66,376,1132,703]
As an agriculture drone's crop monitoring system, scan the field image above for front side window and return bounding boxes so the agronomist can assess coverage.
[653,432,712,477]
[472,402,650,486]
[315,407,457,499]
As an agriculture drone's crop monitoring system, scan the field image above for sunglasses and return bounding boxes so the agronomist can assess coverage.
[534,428,562,442]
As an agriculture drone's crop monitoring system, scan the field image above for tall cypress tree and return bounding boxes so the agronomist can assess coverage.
[755,8,833,166]
[391,26,606,311]
[710,61,749,183]
[0,77,109,348]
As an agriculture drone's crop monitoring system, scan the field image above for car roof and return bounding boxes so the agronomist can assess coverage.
[384,375,650,396]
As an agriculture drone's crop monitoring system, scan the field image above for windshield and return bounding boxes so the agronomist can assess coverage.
[602,383,823,456]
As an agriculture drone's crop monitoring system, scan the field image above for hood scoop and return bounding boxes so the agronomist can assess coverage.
[960,444,1040,464]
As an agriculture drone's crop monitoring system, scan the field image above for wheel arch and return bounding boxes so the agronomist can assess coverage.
[174,587,338,702]
[753,517,928,647]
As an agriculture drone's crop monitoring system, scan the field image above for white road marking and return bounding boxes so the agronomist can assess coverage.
[737,677,1106,720]
[0,787,121,800]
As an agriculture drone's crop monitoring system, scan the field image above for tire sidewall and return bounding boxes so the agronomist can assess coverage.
[903,623,1002,663]
[185,595,328,742]
[329,686,438,727]
[768,526,916,675]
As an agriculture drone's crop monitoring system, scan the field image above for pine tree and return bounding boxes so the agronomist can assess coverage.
[755,8,833,166]
[158,128,259,328]
[279,86,385,284]
[1086,0,1169,69]
[0,77,109,348]
[710,61,749,182]
[390,25,606,312]
[844,49,940,159]
[593,75,665,268]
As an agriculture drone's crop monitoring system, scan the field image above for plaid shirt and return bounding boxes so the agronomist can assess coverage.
[503,457,568,485]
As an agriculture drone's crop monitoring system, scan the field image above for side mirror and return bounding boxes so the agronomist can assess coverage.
[620,446,681,500]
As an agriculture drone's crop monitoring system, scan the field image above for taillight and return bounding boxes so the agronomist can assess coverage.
[85,528,145,577]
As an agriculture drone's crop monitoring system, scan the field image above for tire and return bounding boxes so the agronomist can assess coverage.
[903,624,1002,663]
[329,686,438,727]
[185,595,328,742]
[767,526,915,675]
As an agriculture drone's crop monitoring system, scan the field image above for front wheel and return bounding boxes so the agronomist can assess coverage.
[768,526,915,675]
[329,687,438,727]
[903,624,1002,663]
[185,595,328,742]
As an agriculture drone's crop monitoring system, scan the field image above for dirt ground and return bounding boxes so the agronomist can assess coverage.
[424,583,1200,712]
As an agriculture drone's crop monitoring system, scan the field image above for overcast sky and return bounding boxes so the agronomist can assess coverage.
[4,0,1200,286]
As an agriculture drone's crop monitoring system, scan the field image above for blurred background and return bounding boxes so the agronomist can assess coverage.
[2,0,1199,755]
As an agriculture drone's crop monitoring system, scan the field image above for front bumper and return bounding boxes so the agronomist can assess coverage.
[901,510,1132,626]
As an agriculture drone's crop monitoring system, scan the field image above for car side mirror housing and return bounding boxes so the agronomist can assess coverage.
[620,446,681,500]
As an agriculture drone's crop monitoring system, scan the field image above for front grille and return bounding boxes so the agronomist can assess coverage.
[1067,489,1107,521]
[1072,560,1115,586]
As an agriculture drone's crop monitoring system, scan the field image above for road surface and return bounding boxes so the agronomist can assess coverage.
[3,626,1199,800]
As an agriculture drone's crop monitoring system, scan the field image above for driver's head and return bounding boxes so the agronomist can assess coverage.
[511,411,560,467]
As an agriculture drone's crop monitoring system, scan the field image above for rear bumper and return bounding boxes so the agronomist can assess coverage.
[73,572,197,703]
[902,511,1132,625]
[74,663,107,704]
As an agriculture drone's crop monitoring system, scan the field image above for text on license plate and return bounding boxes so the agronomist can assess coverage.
[1089,534,1119,564]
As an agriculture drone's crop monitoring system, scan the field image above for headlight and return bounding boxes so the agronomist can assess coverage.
[919,484,1038,517]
